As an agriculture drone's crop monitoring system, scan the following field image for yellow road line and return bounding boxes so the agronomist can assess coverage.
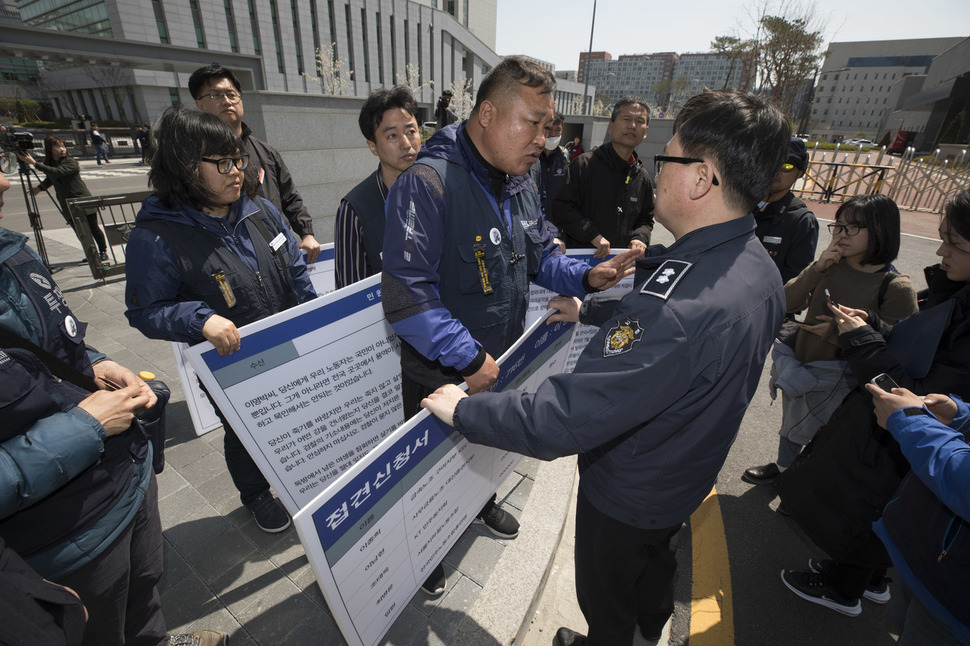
[689,487,734,645]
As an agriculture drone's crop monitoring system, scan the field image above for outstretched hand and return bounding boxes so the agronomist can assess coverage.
[586,247,643,291]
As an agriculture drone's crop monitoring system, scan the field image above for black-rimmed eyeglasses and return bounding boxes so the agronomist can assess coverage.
[827,223,867,237]
[201,154,249,174]
[654,155,720,186]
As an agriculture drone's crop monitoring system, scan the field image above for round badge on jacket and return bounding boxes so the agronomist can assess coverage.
[489,227,502,245]
[64,315,78,338]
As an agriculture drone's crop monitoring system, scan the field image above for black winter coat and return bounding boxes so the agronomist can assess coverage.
[776,267,970,565]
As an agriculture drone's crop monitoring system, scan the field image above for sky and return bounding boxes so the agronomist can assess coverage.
[495,0,970,72]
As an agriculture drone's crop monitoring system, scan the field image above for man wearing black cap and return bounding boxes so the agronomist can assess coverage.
[755,137,819,284]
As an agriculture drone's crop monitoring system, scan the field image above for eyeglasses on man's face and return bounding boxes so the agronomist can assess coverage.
[199,90,241,103]
[201,154,249,174]
[654,155,720,186]
[827,223,867,236]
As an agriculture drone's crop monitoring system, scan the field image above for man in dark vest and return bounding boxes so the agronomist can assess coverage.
[381,57,638,600]
[334,87,421,289]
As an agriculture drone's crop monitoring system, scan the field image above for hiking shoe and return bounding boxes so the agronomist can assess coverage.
[245,491,291,533]
[554,627,587,646]
[168,630,229,646]
[808,558,892,604]
[742,463,781,485]
[420,563,446,597]
[474,504,519,539]
[781,569,861,616]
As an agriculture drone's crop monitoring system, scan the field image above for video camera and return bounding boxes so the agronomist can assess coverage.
[0,126,36,153]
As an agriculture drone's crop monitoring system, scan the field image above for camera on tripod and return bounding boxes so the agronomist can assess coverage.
[0,126,36,154]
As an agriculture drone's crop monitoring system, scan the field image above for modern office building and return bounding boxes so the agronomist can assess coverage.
[3,0,506,124]
[579,50,749,112]
[808,36,964,143]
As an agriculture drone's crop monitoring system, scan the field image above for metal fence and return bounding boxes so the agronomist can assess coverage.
[66,190,151,280]
[794,145,970,213]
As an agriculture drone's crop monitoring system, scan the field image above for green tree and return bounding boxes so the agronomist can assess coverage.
[710,35,755,90]
[757,14,824,118]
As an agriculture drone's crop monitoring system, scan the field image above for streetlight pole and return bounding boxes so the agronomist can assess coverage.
[581,0,597,115]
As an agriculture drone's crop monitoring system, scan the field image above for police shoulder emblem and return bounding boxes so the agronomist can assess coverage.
[603,316,644,357]
[640,259,693,300]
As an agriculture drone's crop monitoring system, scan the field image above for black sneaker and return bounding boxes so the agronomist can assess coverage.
[99,251,109,263]
[808,558,891,604]
[474,504,519,539]
[168,630,229,646]
[780,569,861,616]
[554,627,587,646]
[420,563,446,597]
[742,463,781,485]
[245,491,291,533]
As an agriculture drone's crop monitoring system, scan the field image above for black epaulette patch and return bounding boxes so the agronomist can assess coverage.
[640,259,693,300]
[603,316,644,357]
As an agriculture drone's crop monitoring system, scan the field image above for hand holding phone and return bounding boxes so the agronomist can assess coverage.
[870,373,900,393]
[824,288,839,309]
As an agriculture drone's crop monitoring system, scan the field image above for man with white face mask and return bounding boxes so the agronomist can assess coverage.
[529,111,568,218]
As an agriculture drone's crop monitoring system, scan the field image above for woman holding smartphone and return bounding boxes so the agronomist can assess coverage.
[743,194,918,487]
[776,189,970,617]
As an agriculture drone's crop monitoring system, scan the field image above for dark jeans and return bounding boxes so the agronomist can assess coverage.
[828,560,887,600]
[209,396,271,507]
[575,488,680,645]
[57,471,166,646]
[62,209,107,255]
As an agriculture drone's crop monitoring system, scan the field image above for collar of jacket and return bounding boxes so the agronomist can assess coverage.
[137,194,262,238]
[596,141,643,176]
[641,214,757,266]
[0,226,28,265]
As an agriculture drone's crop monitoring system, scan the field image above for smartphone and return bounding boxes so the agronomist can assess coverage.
[870,373,900,393]
[824,288,838,309]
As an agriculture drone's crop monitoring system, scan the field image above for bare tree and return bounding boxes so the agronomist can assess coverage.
[305,43,352,96]
[84,65,135,123]
[447,76,474,121]
[715,0,827,119]
[395,62,433,99]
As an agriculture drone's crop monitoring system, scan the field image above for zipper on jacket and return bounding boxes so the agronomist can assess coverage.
[254,270,270,301]
[938,516,964,562]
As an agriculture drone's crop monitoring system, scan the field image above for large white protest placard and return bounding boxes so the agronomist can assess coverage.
[185,273,404,512]
[175,244,336,436]
[527,249,635,373]
[293,312,576,646]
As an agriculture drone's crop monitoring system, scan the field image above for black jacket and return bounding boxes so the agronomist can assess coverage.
[754,192,819,284]
[776,268,970,565]
[550,143,654,250]
[242,123,314,239]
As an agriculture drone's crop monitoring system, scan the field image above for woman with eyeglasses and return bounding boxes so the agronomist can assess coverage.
[124,106,316,533]
[775,189,970,618]
[744,194,918,487]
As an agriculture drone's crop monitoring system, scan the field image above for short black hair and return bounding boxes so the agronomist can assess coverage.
[835,194,901,266]
[551,111,564,125]
[188,63,242,100]
[611,96,650,124]
[359,86,419,142]
[673,90,790,213]
[148,106,257,211]
[473,56,556,114]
